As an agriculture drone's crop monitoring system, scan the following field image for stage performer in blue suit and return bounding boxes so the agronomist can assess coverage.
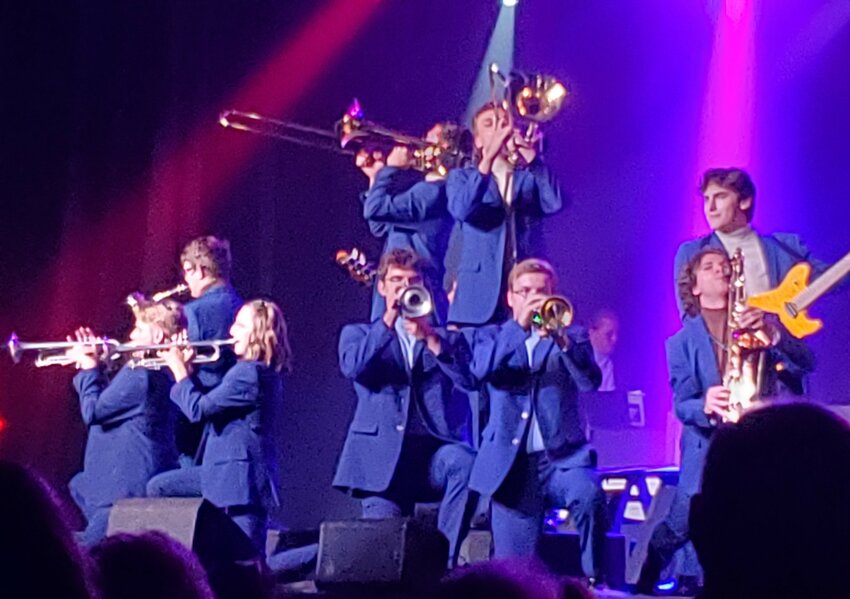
[175,236,243,466]
[65,300,184,546]
[462,258,607,582]
[673,167,842,318]
[447,104,563,326]
[151,299,292,555]
[333,248,476,566]
[636,248,815,594]
[356,122,465,324]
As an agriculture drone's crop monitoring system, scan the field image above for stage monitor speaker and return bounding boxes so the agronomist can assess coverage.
[316,518,448,590]
[106,498,257,567]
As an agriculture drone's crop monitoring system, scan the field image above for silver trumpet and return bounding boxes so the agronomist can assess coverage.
[120,338,236,369]
[398,285,434,319]
[6,333,122,368]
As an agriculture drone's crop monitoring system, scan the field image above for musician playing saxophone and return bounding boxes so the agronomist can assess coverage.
[636,248,815,595]
[64,300,185,546]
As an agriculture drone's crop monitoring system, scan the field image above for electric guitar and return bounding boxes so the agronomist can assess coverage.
[747,250,850,339]
[334,247,375,285]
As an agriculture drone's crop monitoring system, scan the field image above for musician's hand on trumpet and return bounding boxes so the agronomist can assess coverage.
[355,147,386,189]
[65,327,101,370]
[156,331,194,382]
[402,314,441,355]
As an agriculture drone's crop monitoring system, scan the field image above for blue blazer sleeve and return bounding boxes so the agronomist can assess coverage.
[338,321,397,381]
[555,328,602,391]
[447,167,505,227]
[170,361,261,423]
[74,366,148,427]
[466,320,530,384]
[520,158,564,216]
[363,168,442,223]
[665,336,713,429]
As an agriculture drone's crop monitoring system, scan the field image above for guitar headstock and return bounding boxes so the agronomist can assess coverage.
[335,247,376,285]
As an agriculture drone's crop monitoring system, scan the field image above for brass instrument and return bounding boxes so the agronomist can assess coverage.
[5,333,233,369]
[489,63,568,166]
[6,333,121,368]
[721,250,771,423]
[220,100,472,177]
[531,295,574,336]
[398,285,434,319]
[120,339,236,369]
[126,284,189,314]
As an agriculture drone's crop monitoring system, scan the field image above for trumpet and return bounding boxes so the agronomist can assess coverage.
[6,333,122,368]
[120,338,236,369]
[126,284,189,313]
[6,333,234,369]
[531,296,574,336]
[489,63,568,166]
[398,285,434,319]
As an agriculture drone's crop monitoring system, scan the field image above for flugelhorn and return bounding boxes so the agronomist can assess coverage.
[489,63,568,166]
[398,285,434,319]
[531,296,574,336]
[6,333,121,368]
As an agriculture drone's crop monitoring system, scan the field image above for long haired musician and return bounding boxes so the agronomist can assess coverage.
[636,248,815,595]
[147,299,291,556]
[64,299,185,546]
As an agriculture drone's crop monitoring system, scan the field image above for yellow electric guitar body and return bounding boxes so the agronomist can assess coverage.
[747,263,822,339]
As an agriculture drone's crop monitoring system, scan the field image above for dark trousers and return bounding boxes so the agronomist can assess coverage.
[146,465,267,556]
[359,436,476,567]
[638,487,702,588]
[491,451,608,578]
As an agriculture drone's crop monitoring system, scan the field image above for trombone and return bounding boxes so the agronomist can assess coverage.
[489,63,568,166]
[6,333,235,370]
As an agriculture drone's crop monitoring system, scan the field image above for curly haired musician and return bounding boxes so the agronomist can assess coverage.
[356,122,460,323]
[149,299,291,555]
[636,248,815,594]
[65,300,185,546]
[446,104,563,326]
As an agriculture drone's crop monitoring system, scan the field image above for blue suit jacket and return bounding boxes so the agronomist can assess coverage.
[71,365,178,508]
[673,231,834,318]
[363,167,452,323]
[447,160,563,325]
[333,320,472,494]
[666,315,815,496]
[171,361,282,510]
[463,320,601,496]
[184,284,243,390]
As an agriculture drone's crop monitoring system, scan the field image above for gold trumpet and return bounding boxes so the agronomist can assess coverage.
[126,284,189,314]
[531,296,574,336]
[489,63,568,166]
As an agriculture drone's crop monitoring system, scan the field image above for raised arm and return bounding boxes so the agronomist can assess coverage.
[338,321,397,382]
[363,168,444,224]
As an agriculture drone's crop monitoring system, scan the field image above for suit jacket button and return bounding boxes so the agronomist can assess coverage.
[521,411,530,420]
[511,438,520,446]
[396,424,405,432]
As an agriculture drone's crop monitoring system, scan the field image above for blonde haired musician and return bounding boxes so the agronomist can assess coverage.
[65,299,185,546]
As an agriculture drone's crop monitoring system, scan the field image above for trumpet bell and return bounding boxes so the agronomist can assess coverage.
[532,296,574,333]
[398,285,434,319]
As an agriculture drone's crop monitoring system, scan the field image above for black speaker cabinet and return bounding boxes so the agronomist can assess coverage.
[316,518,448,589]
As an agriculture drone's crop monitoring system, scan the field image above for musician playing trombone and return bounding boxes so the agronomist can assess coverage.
[447,103,563,326]
[64,299,185,546]
[636,248,815,595]
[356,122,462,324]
[147,299,292,556]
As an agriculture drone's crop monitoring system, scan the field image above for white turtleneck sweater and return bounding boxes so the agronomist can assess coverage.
[715,226,771,297]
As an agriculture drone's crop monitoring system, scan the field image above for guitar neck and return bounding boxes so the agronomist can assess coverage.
[795,251,850,310]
